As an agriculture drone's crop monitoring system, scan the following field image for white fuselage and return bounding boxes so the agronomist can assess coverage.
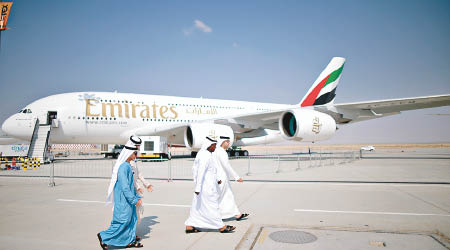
[2,92,292,145]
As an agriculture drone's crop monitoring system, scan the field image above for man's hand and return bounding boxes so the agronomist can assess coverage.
[237,178,243,182]
[136,199,143,207]
[218,180,222,185]
[195,192,200,195]
[137,188,144,194]
[147,185,153,192]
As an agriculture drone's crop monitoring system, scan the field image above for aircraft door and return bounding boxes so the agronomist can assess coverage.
[47,111,57,125]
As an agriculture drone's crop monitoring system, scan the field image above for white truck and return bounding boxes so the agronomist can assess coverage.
[138,136,170,160]
[101,144,124,158]
[360,145,376,151]
[100,136,170,160]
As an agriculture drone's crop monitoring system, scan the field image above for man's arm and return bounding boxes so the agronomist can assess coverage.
[218,150,240,181]
[137,170,151,188]
[130,162,140,191]
[194,155,208,194]
[118,164,141,205]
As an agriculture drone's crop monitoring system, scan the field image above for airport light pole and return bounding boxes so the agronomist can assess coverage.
[48,162,55,187]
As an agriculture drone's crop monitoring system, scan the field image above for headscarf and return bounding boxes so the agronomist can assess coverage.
[193,137,217,183]
[106,136,142,205]
[217,136,231,149]
[199,136,217,152]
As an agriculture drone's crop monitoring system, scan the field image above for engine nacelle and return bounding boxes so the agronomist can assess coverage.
[184,123,234,149]
[279,109,336,142]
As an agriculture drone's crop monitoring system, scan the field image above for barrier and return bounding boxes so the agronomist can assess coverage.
[0,151,361,184]
[0,157,42,171]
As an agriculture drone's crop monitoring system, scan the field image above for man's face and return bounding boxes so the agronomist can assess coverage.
[208,143,217,152]
[129,151,137,161]
[221,140,230,149]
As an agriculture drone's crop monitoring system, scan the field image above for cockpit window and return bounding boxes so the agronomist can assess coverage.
[18,109,32,113]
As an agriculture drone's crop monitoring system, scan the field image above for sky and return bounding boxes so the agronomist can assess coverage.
[0,0,449,144]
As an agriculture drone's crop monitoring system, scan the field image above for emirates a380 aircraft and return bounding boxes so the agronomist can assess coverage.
[2,57,449,151]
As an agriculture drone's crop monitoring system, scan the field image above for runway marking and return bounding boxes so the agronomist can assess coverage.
[293,209,450,217]
[143,203,190,208]
[255,182,450,187]
[57,199,190,208]
[257,229,269,244]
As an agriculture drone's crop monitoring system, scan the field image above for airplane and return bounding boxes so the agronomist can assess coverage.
[2,57,450,156]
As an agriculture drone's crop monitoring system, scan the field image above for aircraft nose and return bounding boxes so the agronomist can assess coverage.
[1,115,15,135]
[1,114,34,141]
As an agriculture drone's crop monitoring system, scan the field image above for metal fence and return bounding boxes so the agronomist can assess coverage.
[0,151,360,185]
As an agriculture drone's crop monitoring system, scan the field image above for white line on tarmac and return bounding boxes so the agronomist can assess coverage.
[57,199,190,208]
[293,209,450,217]
[252,182,450,187]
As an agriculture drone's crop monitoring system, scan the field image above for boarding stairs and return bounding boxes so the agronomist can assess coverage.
[27,119,52,163]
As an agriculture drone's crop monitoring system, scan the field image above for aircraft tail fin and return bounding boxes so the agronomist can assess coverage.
[299,57,345,107]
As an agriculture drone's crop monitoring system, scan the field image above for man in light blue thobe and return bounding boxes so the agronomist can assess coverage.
[98,139,143,248]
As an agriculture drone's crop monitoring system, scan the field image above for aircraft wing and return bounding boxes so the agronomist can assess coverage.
[131,123,189,145]
[213,94,450,130]
[212,109,286,132]
[313,94,450,124]
[129,94,450,142]
[130,110,286,142]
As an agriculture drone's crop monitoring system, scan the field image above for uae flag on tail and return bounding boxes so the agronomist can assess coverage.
[300,57,345,107]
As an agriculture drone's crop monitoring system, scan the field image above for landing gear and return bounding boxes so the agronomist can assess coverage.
[227,148,249,157]
[161,153,172,160]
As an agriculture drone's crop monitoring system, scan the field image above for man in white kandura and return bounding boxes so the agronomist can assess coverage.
[185,137,236,234]
[129,136,153,225]
[214,136,249,221]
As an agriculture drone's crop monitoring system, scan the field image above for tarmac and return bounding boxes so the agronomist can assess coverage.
[0,148,449,250]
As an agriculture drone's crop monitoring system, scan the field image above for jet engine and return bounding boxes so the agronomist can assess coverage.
[184,123,234,149]
[279,109,336,142]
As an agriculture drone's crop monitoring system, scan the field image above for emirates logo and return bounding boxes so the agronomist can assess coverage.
[208,130,218,140]
[312,117,322,134]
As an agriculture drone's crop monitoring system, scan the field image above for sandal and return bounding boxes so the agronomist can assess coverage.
[185,227,201,234]
[220,225,236,233]
[236,213,249,221]
[126,241,143,248]
[97,233,108,250]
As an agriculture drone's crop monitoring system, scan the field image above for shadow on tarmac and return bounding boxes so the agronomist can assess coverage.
[107,216,160,249]
[137,216,160,240]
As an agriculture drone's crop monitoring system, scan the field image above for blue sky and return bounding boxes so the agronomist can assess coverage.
[0,0,449,143]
